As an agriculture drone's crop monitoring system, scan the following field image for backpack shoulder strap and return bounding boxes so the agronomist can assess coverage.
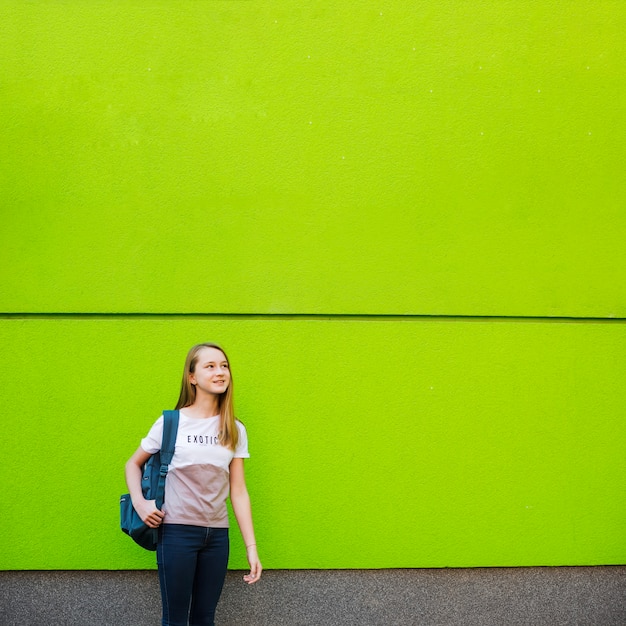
[154,410,180,510]
[160,410,180,465]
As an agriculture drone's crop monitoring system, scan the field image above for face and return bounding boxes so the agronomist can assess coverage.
[189,347,231,395]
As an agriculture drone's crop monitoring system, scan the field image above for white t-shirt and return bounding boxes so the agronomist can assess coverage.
[141,411,250,527]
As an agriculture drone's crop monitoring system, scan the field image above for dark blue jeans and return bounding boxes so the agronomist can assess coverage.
[157,524,230,626]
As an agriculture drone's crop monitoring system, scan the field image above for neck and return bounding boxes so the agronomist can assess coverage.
[188,391,220,418]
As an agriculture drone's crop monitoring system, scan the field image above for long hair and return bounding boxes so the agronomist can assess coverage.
[175,342,238,451]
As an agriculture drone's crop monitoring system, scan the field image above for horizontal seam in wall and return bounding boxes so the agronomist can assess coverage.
[1,313,625,324]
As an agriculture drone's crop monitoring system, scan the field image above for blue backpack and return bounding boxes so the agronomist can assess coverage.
[120,410,180,550]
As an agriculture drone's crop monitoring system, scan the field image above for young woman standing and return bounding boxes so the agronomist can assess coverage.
[125,342,261,626]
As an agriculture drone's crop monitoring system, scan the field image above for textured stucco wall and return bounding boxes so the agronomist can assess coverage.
[2,1,624,317]
[1,1,625,572]
[1,318,626,570]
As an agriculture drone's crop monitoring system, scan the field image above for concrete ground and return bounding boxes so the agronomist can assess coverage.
[1,567,624,625]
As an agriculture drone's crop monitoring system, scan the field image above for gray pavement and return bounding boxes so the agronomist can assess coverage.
[1,567,624,625]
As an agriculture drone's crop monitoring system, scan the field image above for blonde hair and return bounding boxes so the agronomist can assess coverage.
[175,342,238,451]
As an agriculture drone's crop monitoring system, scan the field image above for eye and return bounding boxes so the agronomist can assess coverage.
[222,363,229,369]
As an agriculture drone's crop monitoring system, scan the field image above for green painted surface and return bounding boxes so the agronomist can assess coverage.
[1,1,625,316]
[1,318,625,569]
[1,1,625,571]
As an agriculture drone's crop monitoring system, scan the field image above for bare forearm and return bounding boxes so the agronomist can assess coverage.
[124,447,164,527]
[231,489,262,583]
[124,460,145,504]
[228,457,261,582]
[230,490,256,547]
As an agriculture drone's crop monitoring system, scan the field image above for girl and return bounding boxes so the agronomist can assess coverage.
[125,342,261,626]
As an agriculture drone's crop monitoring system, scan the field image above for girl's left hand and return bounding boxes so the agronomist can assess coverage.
[243,545,262,584]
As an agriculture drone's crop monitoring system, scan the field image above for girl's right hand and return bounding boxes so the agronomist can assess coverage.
[135,498,165,528]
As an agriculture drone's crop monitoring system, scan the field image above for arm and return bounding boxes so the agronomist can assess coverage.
[124,447,165,528]
[229,457,262,584]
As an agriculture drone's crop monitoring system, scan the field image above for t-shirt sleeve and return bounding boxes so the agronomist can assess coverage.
[140,415,164,454]
[235,421,250,458]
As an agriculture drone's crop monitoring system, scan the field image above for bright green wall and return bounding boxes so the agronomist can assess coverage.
[1,1,624,317]
[1,318,625,569]
[1,1,625,570]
